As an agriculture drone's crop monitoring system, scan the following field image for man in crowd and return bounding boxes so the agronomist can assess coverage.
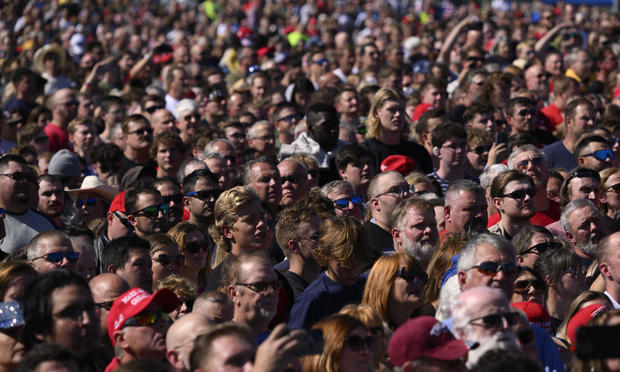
[165,313,213,372]
[278,158,310,208]
[428,122,468,194]
[183,169,221,230]
[37,174,65,228]
[45,88,78,152]
[102,235,153,291]
[121,114,154,175]
[489,170,536,239]
[597,231,620,309]
[443,180,488,237]
[391,197,439,270]
[243,159,283,215]
[336,144,375,204]
[561,198,609,266]
[89,273,130,359]
[247,121,277,159]
[125,186,169,239]
[26,230,78,274]
[574,134,614,172]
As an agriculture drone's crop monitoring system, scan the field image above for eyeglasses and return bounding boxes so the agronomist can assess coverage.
[95,300,115,312]
[130,203,169,218]
[162,193,184,204]
[471,261,518,277]
[278,113,303,122]
[333,195,363,209]
[582,149,613,162]
[126,127,153,136]
[0,172,36,183]
[375,184,414,199]
[32,251,80,264]
[469,312,520,329]
[76,198,97,208]
[313,58,329,66]
[565,266,587,278]
[153,253,185,266]
[61,100,79,107]
[297,232,319,243]
[345,334,377,352]
[183,113,200,122]
[605,183,620,193]
[236,280,281,294]
[469,145,492,155]
[501,188,536,200]
[113,211,133,229]
[515,157,545,169]
[186,189,223,201]
[124,311,169,328]
[514,279,545,293]
[466,56,482,62]
[280,174,305,185]
[185,241,210,254]
[145,105,163,114]
[516,108,536,117]
[523,241,562,255]
[397,267,429,285]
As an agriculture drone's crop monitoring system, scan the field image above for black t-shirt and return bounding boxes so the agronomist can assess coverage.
[363,220,394,254]
[283,271,310,302]
[363,138,433,174]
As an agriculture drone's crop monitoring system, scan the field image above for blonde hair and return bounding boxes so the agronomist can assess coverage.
[313,217,375,268]
[600,167,620,215]
[212,186,261,257]
[153,274,197,299]
[168,222,212,286]
[148,233,178,256]
[339,304,387,370]
[365,88,407,140]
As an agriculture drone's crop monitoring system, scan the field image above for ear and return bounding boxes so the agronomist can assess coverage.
[544,274,554,288]
[288,239,300,255]
[457,270,467,291]
[443,205,451,223]
[599,262,611,280]
[565,230,576,245]
[68,134,75,144]
[128,215,138,228]
[493,197,503,212]
[392,228,403,250]
[338,167,347,180]
[577,156,585,166]
[114,330,128,350]
[228,285,240,305]
[420,132,429,145]
[166,349,184,370]
[433,146,440,157]
[222,225,234,240]
[517,255,525,265]
[107,264,117,274]
[369,197,381,212]
[183,196,191,210]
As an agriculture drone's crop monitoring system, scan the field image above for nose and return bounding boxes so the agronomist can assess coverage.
[59,256,70,268]
[80,307,94,326]
[588,191,597,201]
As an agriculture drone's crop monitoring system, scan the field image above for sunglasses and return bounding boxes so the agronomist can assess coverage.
[566,266,587,278]
[583,149,613,162]
[469,312,520,329]
[186,189,223,201]
[523,241,562,255]
[472,261,518,277]
[514,279,545,292]
[236,280,281,294]
[0,172,36,183]
[515,157,545,169]
[501,188,536,200]
[33,251,80,264]
[469,145,492,155]
[281,174,305,185]
[184,241,209,254]
[333,195,363,209]
[466,56,482,62]
[376,184,414,198]
[183,113,201,122]
[397,267,429,285]
[126,127,153,136]
[131,203,169,218]
[124,311,169,328]
[95,300,115,312]
[605,183,620,193]
[145,105,163,114]
[345,334,377,352]
[76,198,97,208]
[278,113,303,122]
[162,193,184,204]
[153,253,185,266]
[113,211,133,229]
[566,168,601,184]
[516,108,536,117]
[313,58,329,66]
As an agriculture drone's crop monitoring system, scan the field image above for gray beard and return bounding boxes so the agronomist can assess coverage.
[576,241,597,257]
[402,236,436,267]
[466,330,518,368]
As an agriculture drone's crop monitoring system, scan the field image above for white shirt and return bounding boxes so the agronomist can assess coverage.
[604,290,620,309]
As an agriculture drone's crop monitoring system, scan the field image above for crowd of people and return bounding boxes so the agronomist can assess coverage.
[1,0,620,371]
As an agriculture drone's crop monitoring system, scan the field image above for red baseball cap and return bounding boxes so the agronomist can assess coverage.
[511,301,551,331]
[107,287,179,345]
[108,191,126,213]
[567,303,607,350]
[387,316,467,367]
[380,155,416,176]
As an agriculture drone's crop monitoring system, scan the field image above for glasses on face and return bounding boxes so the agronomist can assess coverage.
[313,58,329,66]
[583,149,614,162]
[501,188,536,200]
[516,108,536,117]
[514,279,545,293]
[145,105,163,114]
[278,113,303,122]
[236,280,281,294]
[605,183,620,193]
[523,241,562,255]
[565,168,602,187]
[471,261,518,277]
[113,211,133,229]
[184,241,209,254]
[345,334,377,352]
[333,195,363,209]
[131,203,169,218]
[376,184,414,199]
[565,266,587,278]
[297,232,319,244]
[183,113,200,122]
[469,312,520,329]
[281,174,305,185]
[153,253,185,266]
[228,132,246,139]
[397,267,429,285]
[62,100,79,107]
[186,189,223,201]
[442,142,467,151]
[124,311,169,328]
[0,172,36,183]
[33,251,80,264]
[515,156,545,169]
[126,127,153,136]
[162,193,184,204]
[469,145,492,155]
[76,198,97,208]
[95,300,115,312]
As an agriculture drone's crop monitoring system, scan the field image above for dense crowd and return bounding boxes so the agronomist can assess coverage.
[1,0,620,371]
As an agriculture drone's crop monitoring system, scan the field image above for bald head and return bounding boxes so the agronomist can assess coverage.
[166,313,214,371]
[89,273,130,302]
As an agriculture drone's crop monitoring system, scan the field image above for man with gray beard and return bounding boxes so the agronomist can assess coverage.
[451,286,519,368]
[561,198,609,266]
[391,197,439,270]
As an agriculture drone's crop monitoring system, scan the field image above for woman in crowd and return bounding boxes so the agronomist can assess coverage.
[362,252,427,330]
[168,222,212,289]
[570,309,620,372]
[423,233,466,314]
[0,261,37,305]
[148,233,184,286]
[511,266,546,305]
[599,167,620,223]
[339,304,389,372]
[302,314,376,372]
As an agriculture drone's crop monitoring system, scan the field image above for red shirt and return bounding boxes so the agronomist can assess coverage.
[487,199,561,228]
[44,123,69,153]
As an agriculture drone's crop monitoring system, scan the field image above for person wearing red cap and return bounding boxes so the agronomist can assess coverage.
[105,287,179,371]
[94,191,132,274]
[387,316,467,371]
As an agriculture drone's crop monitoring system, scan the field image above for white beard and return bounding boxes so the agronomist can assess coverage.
[576,241,597,257]
[465,330,518,368]
[401,235,436,266]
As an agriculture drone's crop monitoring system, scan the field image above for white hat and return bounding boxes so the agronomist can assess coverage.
[66,176,119,201]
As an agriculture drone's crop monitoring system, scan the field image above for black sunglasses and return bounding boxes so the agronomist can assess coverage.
[397,267,429,285]
[523,241,562,255]
[0,172,36,183]
[162,193,184,204]
[33,251,80,264]
[280,174,305,185]
[186,189,223,201]
[501,188,536,200]
[184,241,209,254]
[469,145,492,155]
[471,261,518,277]
[345,334,377,352]
[469,312,520,329]
[153,253,185,266]
[514,279,545,292]
[130,203,169,218]
[145,105,163,114]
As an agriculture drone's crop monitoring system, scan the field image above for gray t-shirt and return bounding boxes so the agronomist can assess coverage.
[0,209,55,254]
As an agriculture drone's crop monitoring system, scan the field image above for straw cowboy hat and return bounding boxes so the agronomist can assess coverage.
[33,44,66,73]
[67,176,119,201]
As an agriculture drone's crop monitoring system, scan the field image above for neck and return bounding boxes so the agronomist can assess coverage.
[562,133,576,153]
[535,187,550,211]
[546,289,573,320]
[75,147,91,162]
[608,207,618,220]
[179,131,192,145]
[51,115,65,128]
[181,265,201,284]
[606,283,620,304]
[4,203,27,214]
[124,147,149,163]
[157,167,174,179]
[278,132,294,145]
[205,112,222,125]
[573,245,593,261]
[188,214,214,230]
[170,89,183,100]
[232,313,269,335]
[378,129,401,145]
[289,258,321,284]
[340,112,358,123]
[387,303,414,329]
[464,161,482,177]
[436,164,465,182]
[373,214,391,232]
[500,215,531,236]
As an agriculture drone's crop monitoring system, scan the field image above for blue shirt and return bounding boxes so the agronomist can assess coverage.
[542,141,577,171]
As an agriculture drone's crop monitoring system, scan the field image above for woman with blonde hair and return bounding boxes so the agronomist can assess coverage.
[302,314,375,372]
[168,221,212,289]
[340,304,389,372]
[362,88,433,174]
[362,252,427,330]
[148,233,184,285]
[599,167,620,221]
[423,233,467,313]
